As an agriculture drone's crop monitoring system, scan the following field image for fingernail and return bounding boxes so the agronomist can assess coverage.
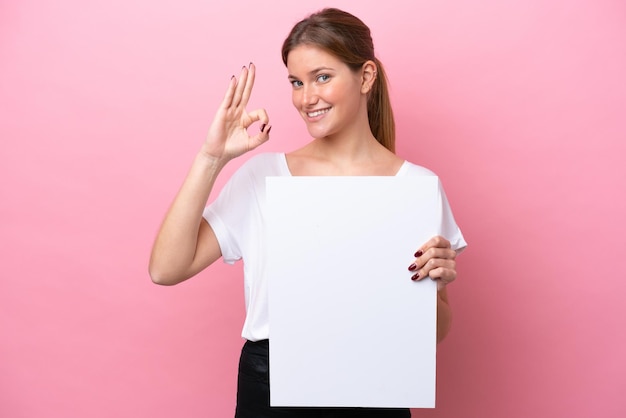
[408,263,417,271]
[267,126,272,134]
[250,62,254,67]
[414,250,423,257]
[411,273,420,281]
[260,124,266,132]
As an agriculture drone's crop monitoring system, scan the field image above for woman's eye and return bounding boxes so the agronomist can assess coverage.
[317,74,330,82]
[290,80,303,88]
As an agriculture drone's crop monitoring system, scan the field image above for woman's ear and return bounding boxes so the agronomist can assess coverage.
[361,60,377,94]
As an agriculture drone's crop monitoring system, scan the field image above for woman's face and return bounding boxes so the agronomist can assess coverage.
[286,44,367,140]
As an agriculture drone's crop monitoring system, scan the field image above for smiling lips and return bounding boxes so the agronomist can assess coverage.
[306,107,331,118]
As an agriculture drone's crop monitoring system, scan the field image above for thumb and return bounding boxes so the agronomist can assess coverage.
[244,108,271,151]
[249,123,272,150]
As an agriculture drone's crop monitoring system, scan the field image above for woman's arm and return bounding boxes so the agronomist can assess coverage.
[436,287,452,343]
[149,64,270,285]
[149,154,227,285]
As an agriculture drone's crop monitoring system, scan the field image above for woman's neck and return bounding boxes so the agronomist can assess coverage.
[311,132,380,162]
[287,130,401,176]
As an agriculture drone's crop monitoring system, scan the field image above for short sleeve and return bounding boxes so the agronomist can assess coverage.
[438,179,467,254]
[402,161,467,254]
[201,153,279,266]
[202,162,254,265]
[203,206,240,264]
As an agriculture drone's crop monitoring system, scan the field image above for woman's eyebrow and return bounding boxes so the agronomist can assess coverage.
[287,67,334,79]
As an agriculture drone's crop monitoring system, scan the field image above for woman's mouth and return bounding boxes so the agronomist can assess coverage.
[306,107,331,118]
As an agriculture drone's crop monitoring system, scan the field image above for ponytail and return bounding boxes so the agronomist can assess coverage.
[368,58,395,152]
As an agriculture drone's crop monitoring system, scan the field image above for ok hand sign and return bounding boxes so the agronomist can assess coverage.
[202,63,271,162]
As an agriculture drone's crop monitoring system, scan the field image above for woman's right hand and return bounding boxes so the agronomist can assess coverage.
[202,63,271,162]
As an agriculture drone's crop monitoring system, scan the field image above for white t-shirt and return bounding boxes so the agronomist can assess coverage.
[203,152,467,341]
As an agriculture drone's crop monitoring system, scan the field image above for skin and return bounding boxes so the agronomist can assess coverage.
[149,45,459,342]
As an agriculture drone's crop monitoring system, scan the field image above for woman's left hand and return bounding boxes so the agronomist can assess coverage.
[407,236,457,290]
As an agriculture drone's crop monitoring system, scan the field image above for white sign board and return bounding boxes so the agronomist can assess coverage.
[266,176,440,408]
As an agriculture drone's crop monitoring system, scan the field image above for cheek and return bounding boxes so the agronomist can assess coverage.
[291,91,300,109]
[326,83,352,105]
[323,85,338,101]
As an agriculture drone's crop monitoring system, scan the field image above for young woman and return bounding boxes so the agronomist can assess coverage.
[149,8,466,417]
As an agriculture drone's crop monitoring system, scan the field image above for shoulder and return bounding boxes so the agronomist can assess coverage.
[235,152,286,176]
[401,160,437,177]
[213,153,286,203]
[240,152,282,168]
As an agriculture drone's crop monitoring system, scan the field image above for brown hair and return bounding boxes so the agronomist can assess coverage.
[281,8,396,152]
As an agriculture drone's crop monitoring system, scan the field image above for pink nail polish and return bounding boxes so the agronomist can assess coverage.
[408,263,417,271]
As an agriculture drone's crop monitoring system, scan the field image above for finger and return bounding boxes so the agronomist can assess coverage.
[410,257,456,282]
[428,265,457,291]
[239,62,256,109]
[220,75,238,109]
[232,65,250,108]
[413,235,451,258]
[247,126,272,151]
[408,247,456,272]
[427,262,457,281]
[245,108,270,130]
[236,108,271,150]
[419,258,456,277]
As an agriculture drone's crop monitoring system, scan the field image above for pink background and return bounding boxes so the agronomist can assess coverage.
[2,0,625,417]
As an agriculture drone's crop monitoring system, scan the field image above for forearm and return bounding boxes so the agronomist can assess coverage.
[149,153,227,284]
[436,287,452,343]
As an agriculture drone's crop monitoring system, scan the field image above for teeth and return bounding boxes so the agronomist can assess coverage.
[307,108,330,117]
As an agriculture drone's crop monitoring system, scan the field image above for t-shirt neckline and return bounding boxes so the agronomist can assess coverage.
[279,153,408,177]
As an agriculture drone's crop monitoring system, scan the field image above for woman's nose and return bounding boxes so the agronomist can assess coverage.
[302,85,319,106]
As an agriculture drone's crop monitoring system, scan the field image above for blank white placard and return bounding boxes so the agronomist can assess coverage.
[266,176,441,408]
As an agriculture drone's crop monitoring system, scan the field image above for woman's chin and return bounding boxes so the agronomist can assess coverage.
[305,125,333,141]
